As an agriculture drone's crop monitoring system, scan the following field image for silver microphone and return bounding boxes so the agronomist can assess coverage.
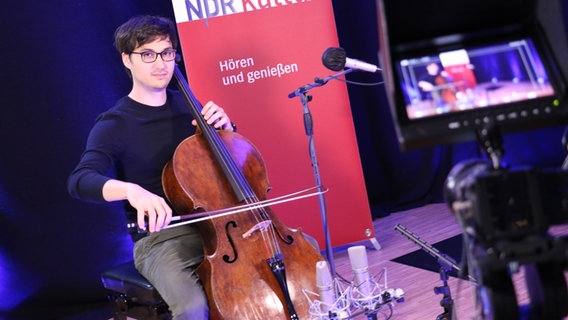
[347,245,372,297]
[316,260,336,312]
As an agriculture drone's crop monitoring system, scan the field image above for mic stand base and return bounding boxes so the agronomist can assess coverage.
[434,266,454,320]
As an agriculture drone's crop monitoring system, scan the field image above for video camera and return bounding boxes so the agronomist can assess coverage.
[444,158,568,245]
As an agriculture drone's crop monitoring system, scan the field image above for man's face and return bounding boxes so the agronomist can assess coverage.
[122,36,175,93]
[427,63,439,75]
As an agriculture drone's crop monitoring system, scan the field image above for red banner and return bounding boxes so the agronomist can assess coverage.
[172,0,375,248]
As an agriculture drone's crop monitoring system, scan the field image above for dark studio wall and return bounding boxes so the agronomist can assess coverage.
[0,0,567,318]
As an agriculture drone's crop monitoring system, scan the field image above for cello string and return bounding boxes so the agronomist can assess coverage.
[174,64,288,260]
[204,123,282,256]
[251,207,279,256]
[193,118,283,257]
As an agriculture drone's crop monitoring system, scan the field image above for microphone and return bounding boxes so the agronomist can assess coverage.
[347,245,372,297]
[322,47,381,73]
[315,260,336,313]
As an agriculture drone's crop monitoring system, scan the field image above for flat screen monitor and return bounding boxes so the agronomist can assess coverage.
[377,0,568,151]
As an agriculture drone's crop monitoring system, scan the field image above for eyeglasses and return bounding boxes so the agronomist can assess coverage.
[130,49,177,63]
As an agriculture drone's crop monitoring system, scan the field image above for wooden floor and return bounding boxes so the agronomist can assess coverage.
[330,202,568,320]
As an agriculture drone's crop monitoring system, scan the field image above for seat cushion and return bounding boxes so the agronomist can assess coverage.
[102,261,164,304]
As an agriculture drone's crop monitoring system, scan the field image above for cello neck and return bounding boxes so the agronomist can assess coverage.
[172,64,256,203]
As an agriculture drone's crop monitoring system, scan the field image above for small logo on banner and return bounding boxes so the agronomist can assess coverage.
[173,0,311,22]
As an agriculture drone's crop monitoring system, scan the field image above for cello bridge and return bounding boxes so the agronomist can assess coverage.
[242,220,272,238]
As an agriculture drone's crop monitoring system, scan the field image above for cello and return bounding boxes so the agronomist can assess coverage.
[434,73,457,105]
[162,64,325,319]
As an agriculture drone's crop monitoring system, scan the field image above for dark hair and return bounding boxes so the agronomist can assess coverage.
[114,15,179,54]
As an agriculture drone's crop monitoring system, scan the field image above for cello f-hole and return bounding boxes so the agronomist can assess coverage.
[281,234,294,245]
[222,220,238,263]
[274,228,294,245]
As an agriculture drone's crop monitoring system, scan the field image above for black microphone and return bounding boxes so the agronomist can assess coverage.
[321,47,381,73]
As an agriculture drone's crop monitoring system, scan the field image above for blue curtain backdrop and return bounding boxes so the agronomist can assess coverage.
[0,0,567,318]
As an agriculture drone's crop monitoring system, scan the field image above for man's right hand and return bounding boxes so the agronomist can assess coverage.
[102,179,172,232]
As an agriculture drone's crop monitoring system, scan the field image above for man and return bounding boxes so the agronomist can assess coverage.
[417,62,457,107]
[67,15,233,319]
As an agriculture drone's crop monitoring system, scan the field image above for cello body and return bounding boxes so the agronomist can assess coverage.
[162,65,325,319]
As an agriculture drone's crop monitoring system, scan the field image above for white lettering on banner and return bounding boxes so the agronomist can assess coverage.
[243,0,305,10]
[172,0,311,22]
[246,63,298,83]
[219,58,255,72]
[219,57,299,86]
[222,71,245,85]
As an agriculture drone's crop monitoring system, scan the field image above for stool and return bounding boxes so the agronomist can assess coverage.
[101,261,171,320]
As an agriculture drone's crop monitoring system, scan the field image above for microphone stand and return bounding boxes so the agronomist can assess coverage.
[394,224,478,320]
[288,69,354,277]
